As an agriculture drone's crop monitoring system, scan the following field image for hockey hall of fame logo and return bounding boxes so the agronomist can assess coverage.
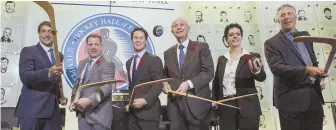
[62,13,155,90]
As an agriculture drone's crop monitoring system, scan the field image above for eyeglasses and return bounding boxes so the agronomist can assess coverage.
[228,32,241,37]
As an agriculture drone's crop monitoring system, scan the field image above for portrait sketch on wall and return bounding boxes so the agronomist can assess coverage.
[259,111,277,130]
[297,9,308,21]
[236,9,258,24]
[4,1,16,13]
[0,53,20,85]
[1,57,9,73]
[0,84,18,107]
[1,28,13,43]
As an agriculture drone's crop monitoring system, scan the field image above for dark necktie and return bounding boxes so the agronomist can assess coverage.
[132,55,138,80]
[82,59,93,83]
[179,45,185,69]
[48,48,56,65]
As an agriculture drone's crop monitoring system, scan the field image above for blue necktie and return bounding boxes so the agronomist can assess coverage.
[132,55,138,80]
[82,59,93,83]
[48,48,56,65]
[179,45,185,69]
[288,33,301,54]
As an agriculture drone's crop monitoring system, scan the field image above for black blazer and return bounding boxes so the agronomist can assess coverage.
[212,52,266,117]
[126,51,163,121]
[264,31,323,111]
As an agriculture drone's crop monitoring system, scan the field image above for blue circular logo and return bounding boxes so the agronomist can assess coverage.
[62,13,155,89]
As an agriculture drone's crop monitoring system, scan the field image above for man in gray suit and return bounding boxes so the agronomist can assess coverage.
[264,4,327,130]
[163,18,214,130]
[70,34,115,130]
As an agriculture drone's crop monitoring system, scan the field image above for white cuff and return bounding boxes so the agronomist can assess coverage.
[187,80,194,89]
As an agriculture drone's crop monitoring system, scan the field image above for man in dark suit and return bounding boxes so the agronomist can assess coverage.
[70,34,115,130]
[264,4,327,130]
[163,17,214,130]
[15,21,63,130]
[212,23,266,130]
[125,27,163,130]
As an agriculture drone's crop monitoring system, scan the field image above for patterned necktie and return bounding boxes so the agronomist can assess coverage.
[132,55,138,80]
[179,45,185,69]
[289,33,301,54]
[82,59,93,83]
[48,48,56,65]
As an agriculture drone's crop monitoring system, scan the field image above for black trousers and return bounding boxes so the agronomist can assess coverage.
[279,105,323,130]
[218,99,259,130]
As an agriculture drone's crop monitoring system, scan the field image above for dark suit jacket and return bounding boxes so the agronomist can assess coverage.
[212,53,266,117]
[264,31,323,111]
[126,51,163,121]
[163,40,214,121]
[15,43,62,120]
[70,56,115,129]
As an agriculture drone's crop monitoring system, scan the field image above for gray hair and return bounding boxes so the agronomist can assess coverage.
[276,4,296,20]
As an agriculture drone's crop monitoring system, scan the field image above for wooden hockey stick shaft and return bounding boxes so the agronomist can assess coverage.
[72,79,124,104]
[128,78,174,105]
[168,90,240,109]
[216,93,258,103]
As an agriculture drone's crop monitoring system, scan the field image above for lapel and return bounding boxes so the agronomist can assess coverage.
[278,31,306,65]
[182,41,197,69]
[132,52,148,82]
[126,59,131,84]
[171,45,181,74]
[83,56,104,84]
[36,43,53,67]
[218,56,227,84]
[236,56,248,77]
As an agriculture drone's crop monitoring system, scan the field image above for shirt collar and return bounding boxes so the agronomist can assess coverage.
[39,42,54,53]
[134,49,147,59]
[88,54,102,64]
[223,48,250,61]
[177,38,190,48]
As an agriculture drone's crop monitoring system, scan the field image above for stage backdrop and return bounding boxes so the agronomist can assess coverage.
[1,1,336,130]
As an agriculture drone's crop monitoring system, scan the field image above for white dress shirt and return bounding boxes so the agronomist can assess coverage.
[176,38,194,89]
[79,54,102,85]
[222,49,250,96]
[39,42,55,64]
[130,49,147,81]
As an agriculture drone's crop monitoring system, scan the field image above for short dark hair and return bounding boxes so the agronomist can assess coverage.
[195,11,203,16]
[248,34,254,38]
[298,9,305,13]
[324,8,331,13]
[85,34,102,44]
[3,28,11,32]
[5,1,15,6]
[1,57,9,63]
[220,11,227,15]
[131,27,148,40]
[224,23,243,41]
[197,35,206,42]
[37,21,51,33]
